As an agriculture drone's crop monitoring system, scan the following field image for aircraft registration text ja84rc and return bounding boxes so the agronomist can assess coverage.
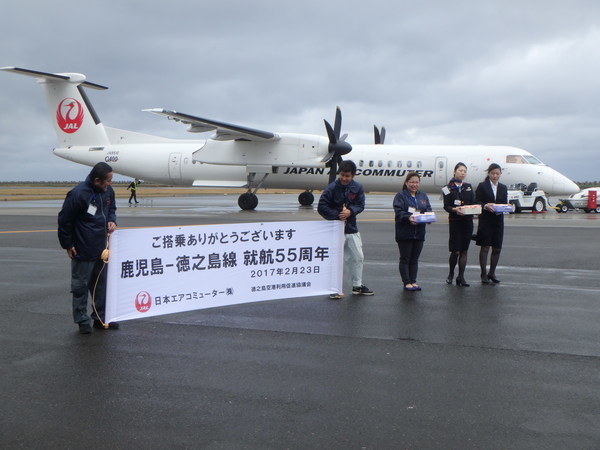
[1,66,579,209]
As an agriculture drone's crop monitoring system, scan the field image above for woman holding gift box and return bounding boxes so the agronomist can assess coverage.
[393,172,432,291]
[475,163,508,284]
[443,162,476,287]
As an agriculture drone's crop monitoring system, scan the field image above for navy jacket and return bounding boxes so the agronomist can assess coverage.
[443,180,475,220]
[317,178,365,234]
[58,176,117,260]
[393,189,432,241]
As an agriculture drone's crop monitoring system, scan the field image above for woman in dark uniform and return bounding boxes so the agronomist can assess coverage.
[475,163,508,284]
[443,162,475,286]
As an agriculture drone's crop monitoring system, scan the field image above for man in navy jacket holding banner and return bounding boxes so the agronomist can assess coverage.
[318,160,374,300]
[58,162,119,334]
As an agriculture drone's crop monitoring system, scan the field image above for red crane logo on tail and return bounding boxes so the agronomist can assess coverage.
[56,98,84,133]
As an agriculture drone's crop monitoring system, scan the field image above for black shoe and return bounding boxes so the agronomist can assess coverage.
[456,278,470,287]
[79,323,92,334]
[487,274,501,283]
[481,275,491,284]
[352,285,374,296]
[446,274,454,285]
[93,320,120,330]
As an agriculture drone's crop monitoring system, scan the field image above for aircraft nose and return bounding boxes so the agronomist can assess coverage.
[553,171,579,195]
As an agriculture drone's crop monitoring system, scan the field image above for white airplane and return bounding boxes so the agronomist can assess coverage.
[2,66,579,209]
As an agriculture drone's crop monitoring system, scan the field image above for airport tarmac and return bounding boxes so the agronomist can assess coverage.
[2,194,599,449]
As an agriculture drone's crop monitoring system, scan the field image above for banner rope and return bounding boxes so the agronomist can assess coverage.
[91,233,111,329]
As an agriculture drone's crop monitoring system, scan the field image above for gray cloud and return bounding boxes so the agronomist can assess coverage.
[1,0,599,182]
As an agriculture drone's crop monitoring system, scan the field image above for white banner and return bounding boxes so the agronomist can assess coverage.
[105,220,344,323]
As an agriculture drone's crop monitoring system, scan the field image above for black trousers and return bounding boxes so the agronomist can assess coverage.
[397,240,424,285]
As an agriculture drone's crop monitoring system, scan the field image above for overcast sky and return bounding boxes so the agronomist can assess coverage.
[1,0,599,182]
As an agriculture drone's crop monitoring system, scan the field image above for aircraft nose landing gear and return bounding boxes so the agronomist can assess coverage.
[238,192,258,210]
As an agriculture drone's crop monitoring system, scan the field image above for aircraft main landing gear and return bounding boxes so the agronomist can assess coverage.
[238,192,258,210]
[298,191,314,206]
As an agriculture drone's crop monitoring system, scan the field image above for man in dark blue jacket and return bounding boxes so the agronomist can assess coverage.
[58,162,118,334]
[318,160,373,299]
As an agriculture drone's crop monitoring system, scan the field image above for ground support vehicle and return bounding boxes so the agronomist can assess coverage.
[556,187,600,213]
[508,183,549,213]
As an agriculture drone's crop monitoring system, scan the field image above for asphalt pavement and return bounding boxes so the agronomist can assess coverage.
[1,194,599,449]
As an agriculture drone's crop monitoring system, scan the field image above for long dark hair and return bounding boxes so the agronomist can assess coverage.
[484,163,502,181]
[402,171,420,191]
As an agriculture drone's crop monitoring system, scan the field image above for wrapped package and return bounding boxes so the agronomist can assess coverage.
[490,203,514,213]
[413,212,437,223]
[459,205,482,215]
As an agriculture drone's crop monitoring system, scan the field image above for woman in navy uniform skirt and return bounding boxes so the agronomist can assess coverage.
[475,163,508,284]
[443,162,475,286]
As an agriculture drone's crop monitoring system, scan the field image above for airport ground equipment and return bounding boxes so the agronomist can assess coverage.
[508,182,549,213]
[556,187,600,213]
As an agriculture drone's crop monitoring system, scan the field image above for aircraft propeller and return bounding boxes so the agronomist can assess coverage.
[374,125,386,145]
[321,107,352,184]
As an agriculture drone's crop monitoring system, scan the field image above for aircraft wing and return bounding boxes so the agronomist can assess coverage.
[144,108,280,142]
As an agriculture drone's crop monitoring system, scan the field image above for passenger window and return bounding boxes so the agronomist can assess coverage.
[359,160,364,167]
[417,161,422,168]
[378,160,383,167]
[397,161,402,168]
[387,160,393,168]
[407,161,413,168]
[369,160,374,167]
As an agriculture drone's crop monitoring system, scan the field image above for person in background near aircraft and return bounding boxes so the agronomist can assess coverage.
[475,163,508,284]
[58,162,119,334]
[127,178,141,205]
[393,172,432,291]
[318,160,374,299]
[443,162,475,287]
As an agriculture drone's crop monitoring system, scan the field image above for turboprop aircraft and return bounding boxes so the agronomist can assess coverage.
[1,66,579,210]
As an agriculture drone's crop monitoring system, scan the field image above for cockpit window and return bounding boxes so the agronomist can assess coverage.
[506,154,544,165]
[506,155,527,164]
[523,155,543,164]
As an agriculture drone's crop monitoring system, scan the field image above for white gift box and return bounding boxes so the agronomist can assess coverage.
[413,212,437,223]
[459,205,482,215]
[490,204,514,213]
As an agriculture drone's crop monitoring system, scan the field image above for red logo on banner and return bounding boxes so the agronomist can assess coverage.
[135,291,152,313]
[56,98,84,134]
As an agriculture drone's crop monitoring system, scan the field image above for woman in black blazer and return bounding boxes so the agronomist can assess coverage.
[475,163,508,284]
[443,162,475,286]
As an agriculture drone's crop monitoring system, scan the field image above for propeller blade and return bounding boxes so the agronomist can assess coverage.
[339,133,348,142]
[333,106,342,139]
[321,151,335,163]
[374,125,386,144]
[328,156,339,184]
[323,119,337,144]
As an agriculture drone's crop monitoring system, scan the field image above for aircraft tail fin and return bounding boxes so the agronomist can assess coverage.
[1,67,110,147]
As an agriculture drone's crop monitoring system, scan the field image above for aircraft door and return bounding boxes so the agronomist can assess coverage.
[435,157,447,186]
[168,153,182,182]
